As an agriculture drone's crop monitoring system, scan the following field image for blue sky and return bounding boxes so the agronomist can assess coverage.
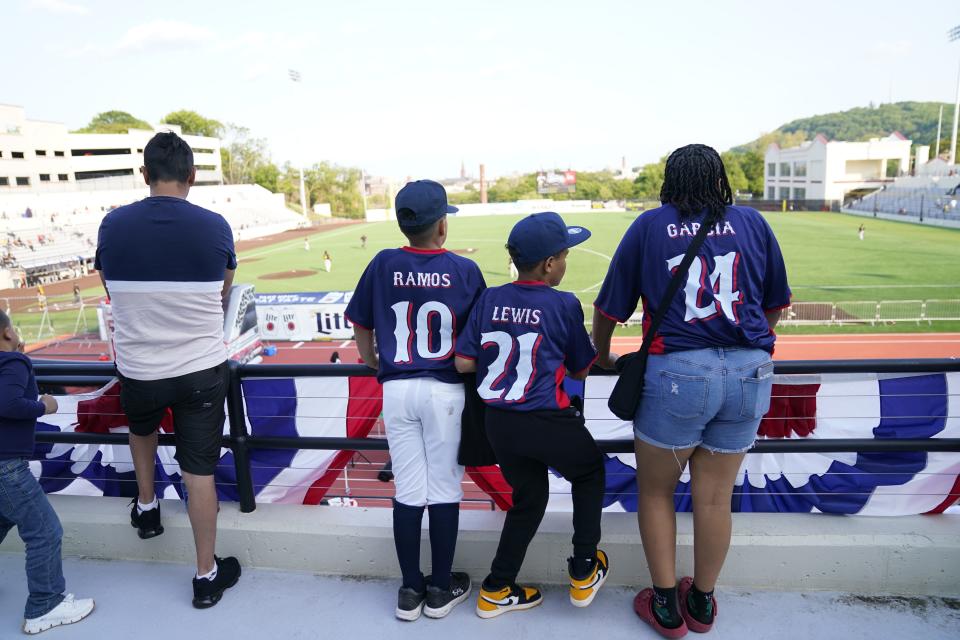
[4,0,958,178]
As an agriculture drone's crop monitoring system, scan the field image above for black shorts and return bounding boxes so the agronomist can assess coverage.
[118,361,229,476]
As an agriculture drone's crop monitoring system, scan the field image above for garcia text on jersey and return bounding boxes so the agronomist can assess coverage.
[667,220,736,239]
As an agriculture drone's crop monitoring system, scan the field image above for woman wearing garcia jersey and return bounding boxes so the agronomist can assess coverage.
[592,145,790,638]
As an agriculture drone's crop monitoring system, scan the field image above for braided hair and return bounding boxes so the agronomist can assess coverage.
[659,144,732,225]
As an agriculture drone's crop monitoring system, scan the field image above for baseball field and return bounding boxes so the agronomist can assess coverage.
[9,209,960,344]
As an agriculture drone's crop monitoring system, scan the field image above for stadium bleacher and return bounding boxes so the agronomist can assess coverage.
[847,170,960,221]
[1,184,304,286]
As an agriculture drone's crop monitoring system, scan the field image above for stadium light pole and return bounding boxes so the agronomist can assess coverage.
[288,69,309,217]
[935,105,943,159]
[949,26,960,165]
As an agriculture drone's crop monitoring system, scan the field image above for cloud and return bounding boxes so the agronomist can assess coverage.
[61,20,215,58]
[472,28,502,43]
[216,31,268,51]
[243,63,274,81]
[116,20,215,53]
[478,61,516,78]
[215,30,310,55]
[339,22,369,36]
[58,20,307,82]
[868,40,912,57]
[27,0,89,14]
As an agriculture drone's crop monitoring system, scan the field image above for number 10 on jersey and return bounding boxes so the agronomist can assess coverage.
[390,301,455,362]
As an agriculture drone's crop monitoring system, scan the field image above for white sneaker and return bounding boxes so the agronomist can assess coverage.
[22,594,95,635]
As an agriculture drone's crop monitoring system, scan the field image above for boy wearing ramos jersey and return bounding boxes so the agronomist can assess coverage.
[455,212,609,619]
[345,180,486,621]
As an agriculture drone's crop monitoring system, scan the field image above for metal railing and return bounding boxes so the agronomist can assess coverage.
[32,358,960,514]
[619,301,960,327]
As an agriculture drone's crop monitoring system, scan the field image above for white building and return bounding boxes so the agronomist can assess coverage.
[0,104,222,193]
[764,132,912,203]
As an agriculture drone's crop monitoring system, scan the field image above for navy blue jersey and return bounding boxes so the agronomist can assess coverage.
[345,247,486,384]
[594,204,791,354]
[456,282,597,411]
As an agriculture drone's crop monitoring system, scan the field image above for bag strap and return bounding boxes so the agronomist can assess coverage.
[638,216,714,355]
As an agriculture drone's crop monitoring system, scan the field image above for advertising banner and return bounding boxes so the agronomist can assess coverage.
[255,291,355,341]
[536,169,577,194]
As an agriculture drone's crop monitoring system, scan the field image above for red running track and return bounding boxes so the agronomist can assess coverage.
[27,333,960,363]
[255,333,960,365]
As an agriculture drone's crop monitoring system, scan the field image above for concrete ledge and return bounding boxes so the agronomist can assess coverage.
[2,496,958,595]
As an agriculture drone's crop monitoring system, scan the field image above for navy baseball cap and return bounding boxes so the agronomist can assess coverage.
[507,212,591,264]
[395,180,458,228]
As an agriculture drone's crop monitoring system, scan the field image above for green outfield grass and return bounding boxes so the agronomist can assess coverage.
[234,211,960,300]
[12,210,960,343]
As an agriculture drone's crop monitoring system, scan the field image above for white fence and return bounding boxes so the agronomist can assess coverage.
[783,300,960,325]
[618,299,960,327]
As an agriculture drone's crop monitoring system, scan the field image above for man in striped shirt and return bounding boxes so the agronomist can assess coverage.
[95,132,241,609]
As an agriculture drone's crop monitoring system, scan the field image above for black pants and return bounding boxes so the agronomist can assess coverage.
[484,406,605,586]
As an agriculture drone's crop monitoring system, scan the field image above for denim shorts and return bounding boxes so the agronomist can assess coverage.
[633,347,774,454]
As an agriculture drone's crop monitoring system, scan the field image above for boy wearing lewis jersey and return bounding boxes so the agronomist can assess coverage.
[345,180,485,621]
[455,212,609,619]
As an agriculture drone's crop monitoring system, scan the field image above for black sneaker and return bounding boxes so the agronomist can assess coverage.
[129,499,163,539]
[192,556,241,609]
[424,572,472,619]
[395,585,427,621]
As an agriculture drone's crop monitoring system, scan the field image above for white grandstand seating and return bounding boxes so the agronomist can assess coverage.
[847,171,960,221]
[1,184,305,279]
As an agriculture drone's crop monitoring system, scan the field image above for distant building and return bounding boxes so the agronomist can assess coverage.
[611,156,638,181]
[436,162,478,194]
[0,104,222,192]
[362,174,405,203]
[764,133,911,202]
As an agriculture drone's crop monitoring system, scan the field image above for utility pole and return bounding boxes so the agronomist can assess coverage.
[479,164,488,204]
[359,168,368,219]
[935,105,943,159]
[289,68,309,216]
[948,26,960,165]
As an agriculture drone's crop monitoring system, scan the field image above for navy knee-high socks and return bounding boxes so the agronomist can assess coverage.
[393,501,461,592]
[393,501,425,592]
[427,503,460,590]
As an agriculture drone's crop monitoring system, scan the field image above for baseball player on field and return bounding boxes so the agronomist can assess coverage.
[345,180,486,621]
[455,212,609,619]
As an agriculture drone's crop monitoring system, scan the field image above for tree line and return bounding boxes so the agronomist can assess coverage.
[75,101,953,217]
[74,109,363,218]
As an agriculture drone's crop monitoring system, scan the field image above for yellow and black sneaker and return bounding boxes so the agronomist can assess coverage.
[568,549,610,608]
[475,582,543,619]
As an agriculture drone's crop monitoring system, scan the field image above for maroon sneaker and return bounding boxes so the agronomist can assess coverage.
[633,588,688,639]
[678,577,717,633]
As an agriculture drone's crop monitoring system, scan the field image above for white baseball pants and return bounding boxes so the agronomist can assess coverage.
[382,378,465,506]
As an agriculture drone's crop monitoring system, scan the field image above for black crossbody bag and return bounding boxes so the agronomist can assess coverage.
[607,219,713,421]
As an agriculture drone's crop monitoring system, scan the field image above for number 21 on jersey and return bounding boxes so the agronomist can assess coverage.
[477,331,542,401]
[390,301,455,363]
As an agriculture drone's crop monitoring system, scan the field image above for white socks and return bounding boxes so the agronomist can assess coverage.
[196,565,218,581]
[136,497,158,514]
